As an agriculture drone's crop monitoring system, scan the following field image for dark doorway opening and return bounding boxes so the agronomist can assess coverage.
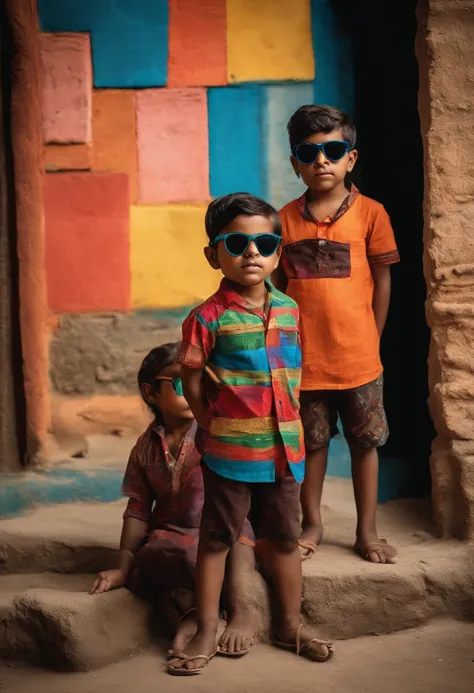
[0,5,27,472]
[336,0,434,499]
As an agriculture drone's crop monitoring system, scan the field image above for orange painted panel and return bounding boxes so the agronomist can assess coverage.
[136,88,209,203]
[44,144,92,171]
[92,89,138,203]
[168,0,227,87]
[44,173,130,313]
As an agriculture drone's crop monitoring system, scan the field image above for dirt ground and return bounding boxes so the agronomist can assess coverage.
[1,620,473,693]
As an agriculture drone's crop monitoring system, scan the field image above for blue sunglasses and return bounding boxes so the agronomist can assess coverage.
[154,376,184,396]
[293,140,351,165]
[211,232,282,257]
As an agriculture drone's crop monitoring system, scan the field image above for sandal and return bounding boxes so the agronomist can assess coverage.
[273,624,334,662]
[167,650,217,676]
[167,607,197,658]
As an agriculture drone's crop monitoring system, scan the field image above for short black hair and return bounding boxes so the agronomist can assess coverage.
[287,105,357,151]
[205,192,281,244]
[137,342,179,423]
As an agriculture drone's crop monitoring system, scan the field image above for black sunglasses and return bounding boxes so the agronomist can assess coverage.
[293,140,351,165]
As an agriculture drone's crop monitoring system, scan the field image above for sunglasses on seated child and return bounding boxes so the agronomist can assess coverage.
[292,140,351,165]
[211,232,282,257]
[154,376,184,396]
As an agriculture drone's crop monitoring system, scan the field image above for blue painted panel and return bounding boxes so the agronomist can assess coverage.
[38,0,169,88]
[37,0,91,31]
[208,86,265,199]
[311,0,355,115]
[91,0,169,88]
[264,83,314,209]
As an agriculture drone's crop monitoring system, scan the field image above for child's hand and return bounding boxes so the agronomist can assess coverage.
[89,569,126,595]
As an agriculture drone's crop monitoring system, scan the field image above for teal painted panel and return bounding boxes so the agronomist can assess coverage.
[264,83,314,209]
[38,0,169,88]
[208,86,266,200]
[311,0,355,115]
[91,0,169,88]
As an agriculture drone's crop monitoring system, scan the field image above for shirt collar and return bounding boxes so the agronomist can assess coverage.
[217,278,284,311]
[153,420,197,442]
[296,183,360,224]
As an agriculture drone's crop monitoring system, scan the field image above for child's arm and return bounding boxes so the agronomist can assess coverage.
[371,265,391,337]
[90,442,152,594]
[181,366,210,430]
[90,517,149,594]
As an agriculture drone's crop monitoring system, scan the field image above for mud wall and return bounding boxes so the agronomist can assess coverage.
[417,0,474,539]
[37,0,354,444]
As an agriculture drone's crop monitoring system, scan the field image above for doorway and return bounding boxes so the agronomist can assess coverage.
[329,0,434,501]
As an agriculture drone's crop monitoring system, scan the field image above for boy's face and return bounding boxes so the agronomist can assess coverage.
[291,128,358,193]
[204,214,281,287]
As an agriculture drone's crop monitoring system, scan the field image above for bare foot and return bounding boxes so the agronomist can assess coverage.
[168,626,218,673]
[298,522,324,560]
[169,608,197,655]
[273,624,334,662]
[218,604,259,655]
[354,534,397,564]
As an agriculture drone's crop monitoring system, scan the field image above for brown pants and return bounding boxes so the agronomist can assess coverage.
[200,462,301,549]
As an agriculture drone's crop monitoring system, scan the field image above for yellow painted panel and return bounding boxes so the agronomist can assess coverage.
[131,205,221,308]
[226,0,314,83]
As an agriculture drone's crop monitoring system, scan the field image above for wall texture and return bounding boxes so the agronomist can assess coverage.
[36,0,354,443]
[417,0,474,539]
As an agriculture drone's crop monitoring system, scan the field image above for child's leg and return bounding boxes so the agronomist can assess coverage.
[340,375,397,564]
[258,472,333,661]
[219,534,260,654]
[169,465,251,672]
[298,392,336,557]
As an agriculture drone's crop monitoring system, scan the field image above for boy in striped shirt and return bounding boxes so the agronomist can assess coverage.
[169,193,333,675]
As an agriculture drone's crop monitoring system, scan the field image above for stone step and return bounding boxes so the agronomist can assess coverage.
[0,573,152,671]
[0,491,473,671]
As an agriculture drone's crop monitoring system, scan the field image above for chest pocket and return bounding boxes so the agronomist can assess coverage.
[283,239,351,279]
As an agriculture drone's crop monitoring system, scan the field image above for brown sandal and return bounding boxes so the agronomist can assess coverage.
[168,650,217,676]
[273,624,334,662]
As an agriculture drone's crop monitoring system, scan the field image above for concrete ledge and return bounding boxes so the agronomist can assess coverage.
[0,574,151,671]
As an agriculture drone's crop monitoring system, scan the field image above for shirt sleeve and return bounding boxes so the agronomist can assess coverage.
[177,308,216,370]
[122,442,153,524]
[366,205,400,267]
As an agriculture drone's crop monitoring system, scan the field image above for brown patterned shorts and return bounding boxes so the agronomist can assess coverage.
[300,374,389,451]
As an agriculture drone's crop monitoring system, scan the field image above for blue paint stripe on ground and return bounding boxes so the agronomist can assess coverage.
[0,469,124,519]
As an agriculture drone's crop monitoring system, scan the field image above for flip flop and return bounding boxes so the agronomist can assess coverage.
[167,651,217,676]
[298,539,318,561]
[353,538,397,564]
[273,624,334,663]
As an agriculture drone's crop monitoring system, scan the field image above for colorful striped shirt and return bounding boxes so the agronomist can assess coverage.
[177,279,305,484]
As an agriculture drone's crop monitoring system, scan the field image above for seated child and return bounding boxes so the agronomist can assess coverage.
[90,342,258,657]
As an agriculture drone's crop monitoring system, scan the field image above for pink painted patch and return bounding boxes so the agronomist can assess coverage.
[168,0,227,87]
[41,33,92,144]
[44,173,130,313]
[136,89,209,203]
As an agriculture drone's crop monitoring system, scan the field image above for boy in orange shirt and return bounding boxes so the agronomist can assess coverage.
[274,105,399,564]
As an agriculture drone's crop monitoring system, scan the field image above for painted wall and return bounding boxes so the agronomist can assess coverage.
[38,0,353,314]
[38,0,354,456]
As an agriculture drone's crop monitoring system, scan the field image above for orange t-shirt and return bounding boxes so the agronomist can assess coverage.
[279,188,399,391]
